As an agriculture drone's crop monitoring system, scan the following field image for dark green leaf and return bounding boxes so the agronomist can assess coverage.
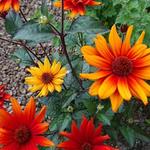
[5,10,23,35]
[97,113,111,125]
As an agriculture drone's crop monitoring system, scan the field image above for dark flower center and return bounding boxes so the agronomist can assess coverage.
[112,56,133,76]
[41,73,53,84]
[14,126,31,144]
[82,143,92,150]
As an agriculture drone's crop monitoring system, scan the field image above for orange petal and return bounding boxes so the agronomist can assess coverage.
[109,25,122,56]
[134,67,150,80]
[53,1,61,7]
[83,54,110,69]
[98,75,117,99]
[12,0,20,12]
[24,97,36,123]
[10,97,22,116]
[117,77,132,100]
[80,71,111,80]
[110,91,123,112]
[135,31,145,45]
[128,77,148,105]
[34,136,54,147]
[81,45,99,55]
[127,44,147,59]
[32,122,49,135]
[88,1,102,6]
[121,25,133,55]
[32,106,47,125]
[94,34,114,60]
[3,0,11,12]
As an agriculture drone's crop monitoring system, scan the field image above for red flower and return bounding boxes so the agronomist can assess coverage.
[0,97,54,149]
[0,84,11,109]
[54,0,102,18]
[0,0,20,12]
[58,116,118,150]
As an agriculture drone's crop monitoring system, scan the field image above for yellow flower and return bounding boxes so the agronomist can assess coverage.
[80,25,150,112]
[25,57,67,97]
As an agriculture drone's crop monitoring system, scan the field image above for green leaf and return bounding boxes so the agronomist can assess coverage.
[11,48,34,67]
[68,16,109,34]
[5,10,23,35]
[119,126,135,147]
[14,21,54,43]
[83,99,97,114]
[97,113,111,125]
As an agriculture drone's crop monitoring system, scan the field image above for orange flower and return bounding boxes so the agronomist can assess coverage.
[0,97,54,149]
[0,0,20,12]
[0,84,11,109]
[58,116,118,150]
[54,0,102,18]
[80,25,150,112]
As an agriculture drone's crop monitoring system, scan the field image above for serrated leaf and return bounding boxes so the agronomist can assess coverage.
[14,21,54,43]
[11,48,34,67]
[5,10,23,35]
[68,16,109,34]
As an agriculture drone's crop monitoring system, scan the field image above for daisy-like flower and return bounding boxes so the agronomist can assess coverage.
[0,0,20,12]
[80,25,150,112]
[0,97,54,149]
[54,0,102,18]
[58,116,118,150]
[25,57,67,97]
[0,84,11,109]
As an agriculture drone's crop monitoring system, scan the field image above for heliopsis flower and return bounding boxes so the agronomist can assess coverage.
[54,0,101,18]
[80,25,150,112]
[0,0,20,12]
[0,84,11,109]
[0,97,54,149]
[25,57,67,97]
[58,116,117,150]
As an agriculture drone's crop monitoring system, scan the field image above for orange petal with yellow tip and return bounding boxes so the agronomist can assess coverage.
[121,25,133,55]
[80,71,111,80]
[135,31,145,45]
[110,91,123,112]
[81,45,99,55]
[117,77,131,101]
[109,25,122,56]
[12,0,20,12]
[89,79,103,96]
[53,1,61,7]
[98,75,117,99]
[128,77,148,105]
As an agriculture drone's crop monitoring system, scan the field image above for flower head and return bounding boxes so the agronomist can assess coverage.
[0,97,54,149]
[25,57,67,97]
[0,0,20,12]
[58,116,117,150]
[80,25,150,112]
[54,0,101,18]
[0,84,11,109]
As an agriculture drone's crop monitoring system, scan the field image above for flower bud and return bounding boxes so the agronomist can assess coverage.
[67,106,74,113]
[120,24,128,33]
[38,15,48,24]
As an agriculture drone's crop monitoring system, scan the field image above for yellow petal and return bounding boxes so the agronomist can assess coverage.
[28,84,44,92]
[52,78,64,85]
[44,57,51,72]
[27,67,42,77]
[51,61,61,75]
[110,91,123,112]
[54,84,62,92]
[25,77,42,85]
[55,67,67,78]
[38,85,48,97]
[48,83,54,93]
